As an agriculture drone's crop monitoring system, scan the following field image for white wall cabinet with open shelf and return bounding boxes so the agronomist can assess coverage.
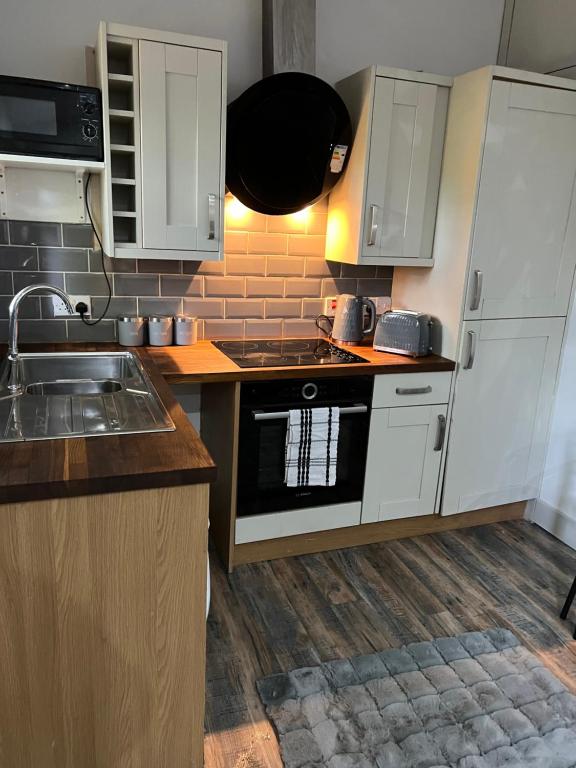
[96,22,227,261]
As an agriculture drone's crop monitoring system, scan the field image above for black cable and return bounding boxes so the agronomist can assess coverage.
[80,172,112,326]
[315,314,333,338]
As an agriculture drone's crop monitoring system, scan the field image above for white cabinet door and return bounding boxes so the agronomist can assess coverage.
[139,41,222,252]
[442,317,565,515]
[362,404,448,523]
[465,81,576,320]
[362,78,448,263]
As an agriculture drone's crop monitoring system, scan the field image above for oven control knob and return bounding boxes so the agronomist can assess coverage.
[82,122,98,140]
[302,382,318,400]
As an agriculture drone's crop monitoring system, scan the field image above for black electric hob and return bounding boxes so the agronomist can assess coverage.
[212,338,368,368]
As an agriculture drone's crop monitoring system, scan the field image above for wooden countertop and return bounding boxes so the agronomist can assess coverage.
[0,343,216,505]
[148,339,456,383]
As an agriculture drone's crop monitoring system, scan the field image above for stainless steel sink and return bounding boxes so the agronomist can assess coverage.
[0,351,175,443]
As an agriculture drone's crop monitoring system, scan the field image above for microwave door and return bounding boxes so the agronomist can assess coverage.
[0,84,78,157]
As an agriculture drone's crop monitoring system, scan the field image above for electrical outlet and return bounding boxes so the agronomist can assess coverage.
[52,295,92,318]
[322,296,338,317]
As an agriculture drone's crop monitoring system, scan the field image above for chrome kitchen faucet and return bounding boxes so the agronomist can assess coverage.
[0,285,75,394]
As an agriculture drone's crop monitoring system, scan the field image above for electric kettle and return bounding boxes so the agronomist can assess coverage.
[331,294,377,344]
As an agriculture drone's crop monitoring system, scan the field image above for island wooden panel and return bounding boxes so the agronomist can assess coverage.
[0,344,216,505]
[0,483,208,768]
[149,340,455,383]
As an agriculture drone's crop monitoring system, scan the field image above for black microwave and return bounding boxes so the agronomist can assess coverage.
[0,75,103,161]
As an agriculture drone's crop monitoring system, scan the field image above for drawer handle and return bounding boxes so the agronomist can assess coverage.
[469,269,483,311]
[434,414,447,451]
[395,385,432,396]
[367,204,379,246]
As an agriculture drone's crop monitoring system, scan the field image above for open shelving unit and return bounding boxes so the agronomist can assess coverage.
[99,33,142,251]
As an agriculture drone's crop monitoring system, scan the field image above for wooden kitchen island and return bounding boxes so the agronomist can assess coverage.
[0,345,216,768]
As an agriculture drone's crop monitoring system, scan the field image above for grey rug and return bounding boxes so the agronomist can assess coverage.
[256,629,576,768]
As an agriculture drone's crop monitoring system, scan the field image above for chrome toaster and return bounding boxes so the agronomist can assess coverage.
[373,310,433,357]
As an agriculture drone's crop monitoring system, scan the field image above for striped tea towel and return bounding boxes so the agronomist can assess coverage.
[284,407,340,487]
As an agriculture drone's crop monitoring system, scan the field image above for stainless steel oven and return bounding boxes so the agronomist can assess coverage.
[237,376,373,517]
[0,75,103,160]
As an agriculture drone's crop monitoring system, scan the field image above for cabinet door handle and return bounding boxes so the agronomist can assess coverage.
[367,204,379,246]
[469,269,483,311]
[434,414,447,451]
[395,385,432,396]
[463,330,476,370]
[208,194,216,240]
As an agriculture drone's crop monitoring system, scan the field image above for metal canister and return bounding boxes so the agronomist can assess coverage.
[148,316,173,346]
[117,315,146,346]
[174,315,198,346]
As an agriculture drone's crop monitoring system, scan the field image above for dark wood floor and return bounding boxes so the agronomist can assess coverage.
[204,520,576,767]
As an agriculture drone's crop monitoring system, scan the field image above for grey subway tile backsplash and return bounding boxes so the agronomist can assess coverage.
[321,278,357,297]
[0,272,13,294]
[183,298,225,318]
[265,299,302,318]
[0,215,393,343]
[91,297,138,318]
[138,259,181,274]
[267,255,305,277]
[10,220,61,247]
[203,319,245,339]
[9,319,68,342]
[0,246,38,271]
[304,257,340,278]
[284,278,322,297]
[357,278,393,297]
[283,318,321,338]
[205,276,245,297]
[66,272,110,295]
[39,248,88,273]
[245,277,283,298]
[226,255,266,276]
[226,298,265,319]
[13,271,64,293]
[114,274,159,297]
[0,295,40,319]
[245,319,283,338]
[62,223,94,248]
[138,297,182,317]
[160,275,203,297]
[90,251,136,273]
[67,319,117,342]
[302,298,324,318]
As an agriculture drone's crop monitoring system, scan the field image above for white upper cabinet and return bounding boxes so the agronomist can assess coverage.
[465,81,576,320]
[96,22,226,261]
[442,317,565,516]
[140,42,222,253]
[326,67,451,267]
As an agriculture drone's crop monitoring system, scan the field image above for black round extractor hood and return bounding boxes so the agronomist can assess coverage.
[226,72,352,215]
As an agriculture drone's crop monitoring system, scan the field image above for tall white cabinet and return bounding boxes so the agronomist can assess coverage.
[393,66,576,516]
[96,23,226,261]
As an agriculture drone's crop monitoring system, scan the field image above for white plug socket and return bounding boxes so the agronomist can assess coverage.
[322,296,338,317]
[52,294,92,318]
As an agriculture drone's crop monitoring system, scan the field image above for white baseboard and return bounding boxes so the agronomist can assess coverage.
[529,499,576,551]
[235,502,362,544]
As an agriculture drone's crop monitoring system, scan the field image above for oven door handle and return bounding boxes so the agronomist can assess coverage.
[252,404,369,421]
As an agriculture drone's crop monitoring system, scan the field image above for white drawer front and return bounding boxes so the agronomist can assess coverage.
[373,371,452,408]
